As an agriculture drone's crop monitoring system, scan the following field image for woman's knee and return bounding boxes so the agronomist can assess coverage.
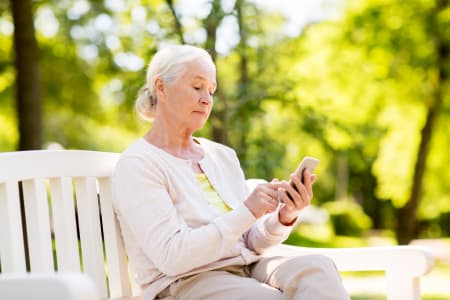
[286,254,339,275]
[295,254,335,265]
[307,254,336,268]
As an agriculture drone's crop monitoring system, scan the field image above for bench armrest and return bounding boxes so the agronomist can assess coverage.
[267,244,434,300]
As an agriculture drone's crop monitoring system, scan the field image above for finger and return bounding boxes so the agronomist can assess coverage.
[262,194,279,212]
[302,170,314,198]
[279,187,296,207]
[303,169,311,187]
[262,183,281,199]
[270,195,280,207]
[278,178,299,204]
[265,193,279,205]
[257,184,280,204]
[290,174,309,205]
[269,180,285,191]
[255,183,275,194]
[279,182,298,206]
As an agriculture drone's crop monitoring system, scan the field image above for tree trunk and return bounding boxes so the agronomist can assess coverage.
[234,0,250,160]
[10,0,42,150]
[396,0,447,244]
[396,92,442,244]
[335,152,349,200]
[203,0,229,145]
[165,0,185,44]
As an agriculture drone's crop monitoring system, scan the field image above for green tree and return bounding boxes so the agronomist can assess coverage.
[10,0,42,150]
[397,0,449,244]
[280,0,450,243]
[340,0,449,244]
[2,0,449,244]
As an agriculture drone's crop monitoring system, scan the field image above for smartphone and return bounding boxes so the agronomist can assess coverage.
[293,156,320,183]
[287,156,320,200]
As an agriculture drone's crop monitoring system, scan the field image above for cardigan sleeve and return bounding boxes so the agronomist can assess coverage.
[224,150,296,253]
[244,212,296,253]
[112,156,256,277]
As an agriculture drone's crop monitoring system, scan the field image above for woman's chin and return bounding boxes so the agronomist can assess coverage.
[186,122,207,134]
[191,117,209,129]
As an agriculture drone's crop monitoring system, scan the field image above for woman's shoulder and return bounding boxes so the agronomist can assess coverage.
[113,138,166,178]
[118,138,165,165]
[121,138,151,157]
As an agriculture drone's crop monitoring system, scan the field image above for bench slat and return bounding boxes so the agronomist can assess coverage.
[0,181,26,272]
[49,177,80,272]
[75,177,108,299]
[98,178,132,298]
[22,179,54,272]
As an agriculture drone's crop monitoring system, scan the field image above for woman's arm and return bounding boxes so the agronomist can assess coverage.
[225,154,295,253]
[112,157,256,277]
[244,211,295,253]
[244,171,316,253]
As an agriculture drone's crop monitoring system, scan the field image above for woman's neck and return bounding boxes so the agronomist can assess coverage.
[144,121,202,161]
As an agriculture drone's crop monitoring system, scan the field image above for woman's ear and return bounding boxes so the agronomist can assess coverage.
[154,78,165,99]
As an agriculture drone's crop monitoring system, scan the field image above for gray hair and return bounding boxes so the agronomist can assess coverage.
[135,44,215,121]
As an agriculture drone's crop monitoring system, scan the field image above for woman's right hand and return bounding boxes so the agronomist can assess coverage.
[244,183,280,218]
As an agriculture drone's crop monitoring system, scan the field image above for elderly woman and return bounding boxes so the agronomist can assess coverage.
[112,45,349,300]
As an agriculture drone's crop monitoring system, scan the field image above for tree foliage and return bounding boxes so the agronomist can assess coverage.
[1,0,449,243]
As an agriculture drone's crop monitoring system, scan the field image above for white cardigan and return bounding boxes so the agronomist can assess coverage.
[112,137,294,299]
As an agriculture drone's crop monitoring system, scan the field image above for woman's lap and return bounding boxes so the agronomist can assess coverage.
[251,254,350,300]
[160,254,349,300]
[169,267,282,300]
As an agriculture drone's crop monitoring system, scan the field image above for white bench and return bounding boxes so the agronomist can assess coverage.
[0,150,434,300]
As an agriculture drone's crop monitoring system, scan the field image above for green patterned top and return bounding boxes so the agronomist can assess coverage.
[196,173,232,214]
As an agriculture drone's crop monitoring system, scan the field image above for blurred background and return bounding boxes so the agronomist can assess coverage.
[1,0,449,298]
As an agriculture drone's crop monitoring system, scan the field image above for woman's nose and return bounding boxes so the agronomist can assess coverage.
[199,92,212,104]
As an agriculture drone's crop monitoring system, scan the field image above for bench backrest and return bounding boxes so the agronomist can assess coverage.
[0,150,137,299]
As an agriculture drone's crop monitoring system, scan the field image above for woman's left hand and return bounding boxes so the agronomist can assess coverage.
[272,169,316,226]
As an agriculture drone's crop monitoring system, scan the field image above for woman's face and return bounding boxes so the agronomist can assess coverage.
[157,58,217,133]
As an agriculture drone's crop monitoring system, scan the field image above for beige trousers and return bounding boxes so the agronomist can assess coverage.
[158,254,350,300]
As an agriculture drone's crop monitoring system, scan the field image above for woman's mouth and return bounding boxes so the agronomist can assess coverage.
[193,110,207,116]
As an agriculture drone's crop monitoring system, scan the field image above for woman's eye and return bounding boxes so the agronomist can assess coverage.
[194,86,200,90]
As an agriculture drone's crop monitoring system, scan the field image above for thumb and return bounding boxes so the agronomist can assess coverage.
[269,179,285,190]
